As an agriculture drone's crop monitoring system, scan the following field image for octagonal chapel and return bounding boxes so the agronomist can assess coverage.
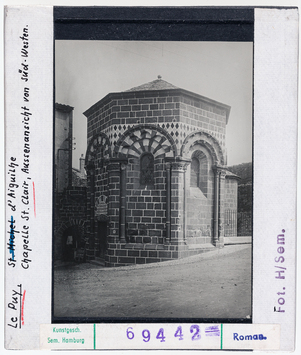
[83,76,239,267]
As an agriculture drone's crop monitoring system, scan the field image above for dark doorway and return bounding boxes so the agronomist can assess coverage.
[62,226,81,261]
[97,221,107,259]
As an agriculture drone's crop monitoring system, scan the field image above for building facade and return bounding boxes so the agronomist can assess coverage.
[83,77,239,267]
[54,103,87,263]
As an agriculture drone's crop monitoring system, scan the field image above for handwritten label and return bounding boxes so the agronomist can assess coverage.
[6,26,34,274]
[7,284,26,329]
[7,157,18,212]
[7,216,19,267]
[5,6,57,349]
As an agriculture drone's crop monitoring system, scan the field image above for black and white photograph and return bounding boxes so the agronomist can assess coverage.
[53,39,253,322]
[3,3,299,351]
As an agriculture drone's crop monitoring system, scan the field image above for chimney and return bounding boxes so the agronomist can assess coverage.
[79,154,85,177]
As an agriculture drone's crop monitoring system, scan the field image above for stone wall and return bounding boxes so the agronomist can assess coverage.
[125,156,167,240]
[185,153,215,245]
[227,162,252,236]
[54,187,87,262]
[227,162,252,212]
[55,104,73,193]
[224,178,238,210]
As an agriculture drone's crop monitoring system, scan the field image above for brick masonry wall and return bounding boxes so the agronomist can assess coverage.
[170,167,185,244]
[227,162,252,213]
[107,163,121,242]
[54,187,87,261]
[125,156,166,240]
[93,163,109,257]
[179,95,227,158]
[94,163,108,216]
[224,178,238,210]
[185,167,215,245]
[104,242,210,267]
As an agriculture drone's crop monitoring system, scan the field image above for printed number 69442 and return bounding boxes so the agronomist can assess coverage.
[126,325,201,342]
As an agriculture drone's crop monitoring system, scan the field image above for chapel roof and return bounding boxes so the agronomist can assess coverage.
[83,76,231,123]
[125,76,179,92]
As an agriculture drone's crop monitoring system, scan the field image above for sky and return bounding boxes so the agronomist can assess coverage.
[55,40,253,168]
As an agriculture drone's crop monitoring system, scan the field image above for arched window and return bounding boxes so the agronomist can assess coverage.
[190,151,209,196]
[190,157,200,187]
[140,153,154,186]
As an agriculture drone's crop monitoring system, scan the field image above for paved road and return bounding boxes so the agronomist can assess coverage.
[53,244,251,320]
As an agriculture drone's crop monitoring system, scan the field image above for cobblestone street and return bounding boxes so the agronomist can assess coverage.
[53,244,251,320]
